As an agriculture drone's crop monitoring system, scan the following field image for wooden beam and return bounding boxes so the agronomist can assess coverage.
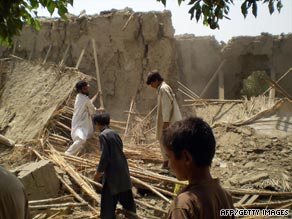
[269,69,276,102]
[263,67,292,95]
[264,76,292,101]
[200,59,226,98]
[0,134,15,147]
[245,194,259,205]
[43,45,52,65]
[123,97,135,140]
[91,38,104,109]
[218,69,224,100]
[59,44,70,66]
[236,194,250,206]
[75,47,86,69]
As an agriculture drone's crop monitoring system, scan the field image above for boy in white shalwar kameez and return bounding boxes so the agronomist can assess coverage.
[65,80,100,155]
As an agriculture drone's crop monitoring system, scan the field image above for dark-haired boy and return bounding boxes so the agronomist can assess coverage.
[93,113,137,219]
[163,117,234,219]
[146,70,182,169]
[65,80,101,155]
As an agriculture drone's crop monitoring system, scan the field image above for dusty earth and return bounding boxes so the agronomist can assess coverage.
[0,58,291,219]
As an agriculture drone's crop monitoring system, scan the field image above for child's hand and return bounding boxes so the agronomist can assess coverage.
[96,91,101,97]
[93,171,103,182]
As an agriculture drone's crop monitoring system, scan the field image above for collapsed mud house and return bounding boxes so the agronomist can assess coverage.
[0,9,291,218]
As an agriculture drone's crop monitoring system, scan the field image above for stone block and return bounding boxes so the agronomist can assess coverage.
[16,160,60,200]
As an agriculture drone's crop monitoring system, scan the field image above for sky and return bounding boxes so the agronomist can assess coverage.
[37,0,292,43]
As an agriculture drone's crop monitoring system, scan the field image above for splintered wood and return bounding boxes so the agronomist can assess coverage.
[29,90,170,218]
[24,88,292,218]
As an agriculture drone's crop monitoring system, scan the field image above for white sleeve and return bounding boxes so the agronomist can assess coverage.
[86,99,96,116]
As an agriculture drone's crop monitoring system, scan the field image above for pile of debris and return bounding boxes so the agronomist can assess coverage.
[0,58,291,218]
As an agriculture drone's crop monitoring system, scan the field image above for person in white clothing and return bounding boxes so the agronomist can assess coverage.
[65,80,101,155]
[146,70,182,169]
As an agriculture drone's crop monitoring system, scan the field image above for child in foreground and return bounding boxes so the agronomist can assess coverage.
[163,117,235,219]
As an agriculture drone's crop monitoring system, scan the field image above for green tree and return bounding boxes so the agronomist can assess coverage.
[0,0,73,46]
[240,71,269,98]
[158,0,283,29]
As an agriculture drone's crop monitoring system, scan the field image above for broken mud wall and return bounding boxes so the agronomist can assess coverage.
[175,35,223,98]
[1,10,292,119]
[0,9,179,119]
[175,33,292,99]
[221,33,292,99]
[0,60,80,142]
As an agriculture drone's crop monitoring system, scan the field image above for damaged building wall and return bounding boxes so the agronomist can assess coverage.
[0,61,80,142]
[0,9,179,119]
[270,35,292,95]
[175,33,292,99]
[221,34,292,99]
[1,10,292,119]
[175,35,223,98]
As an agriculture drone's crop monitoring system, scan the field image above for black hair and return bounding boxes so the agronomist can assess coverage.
[93,113,110,126]
[75,80,88,92]
[162,117,216,167]
[146,70,164,85]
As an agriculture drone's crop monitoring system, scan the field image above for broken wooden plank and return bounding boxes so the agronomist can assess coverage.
[233,99,284,126]
[218,69,224,100]
[123,97,135,140]
[131,175,170,203]
[59,44,70,66]
[29,195,73,205]
[48,144,101,206]
[75,47,86,69]
[92,38,104,109]
[245,194,259,205]
[10,54,24,60]
[29,202,87,209]
[263,67,292,95]
[43,45,52,65]
[122,13,134,31]
[200,59,226,98]
[236,194,251,206]
[264,76,292,101]
[0,134,15,147]
[57,173,98,214]
[177,80,200,99]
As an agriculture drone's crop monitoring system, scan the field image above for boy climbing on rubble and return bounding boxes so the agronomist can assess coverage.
[65,80,103,156]
[93,113,137,219]
[163,117,235,219]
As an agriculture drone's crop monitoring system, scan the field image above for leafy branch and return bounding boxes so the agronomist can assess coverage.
[157,0,283,29]
[0,0,73,46]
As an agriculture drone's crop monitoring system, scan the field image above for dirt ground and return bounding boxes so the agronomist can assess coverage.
[0,59,291,218]
[191,100,292,191]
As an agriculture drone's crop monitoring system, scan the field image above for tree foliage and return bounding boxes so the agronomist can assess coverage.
[0,0,73,46]
[240,71,269,98]
[0,0,283,46]
[157,0,283,29]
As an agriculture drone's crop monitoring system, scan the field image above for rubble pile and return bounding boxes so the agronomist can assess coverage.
[0,45,291,218]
